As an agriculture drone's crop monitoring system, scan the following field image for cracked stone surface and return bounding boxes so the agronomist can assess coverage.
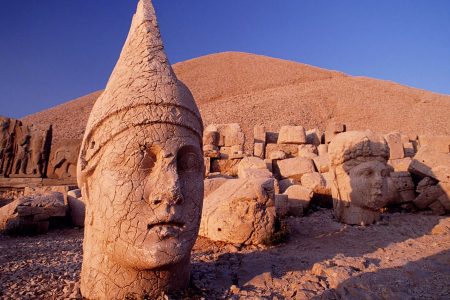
[76,0,204,298]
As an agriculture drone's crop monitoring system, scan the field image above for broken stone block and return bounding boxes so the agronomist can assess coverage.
[390,172,416,204]
[220,145,244,159]
[278,178,296,194]
[265,143,298,159]
[200,177,276,245]
[409,146,450,183]
[237,157,270,179]
[204,157,211,177]
[205,123,244,147]
[429,201,446,215]
[68,189,85,227]
[275,194,289,218]
[418,135,450,153]
[325,122,346,144]
[301,172,330,195]
[313,154,330,173]
[203,144,220,158]
[203,130,220,146]
[403,142,415,157]
[388,157,412,172]
[413,185,443,210]
[276,157,315,180]
[317,144,328,156]
[254,142,265,158]
[254,125,266,144]
[306,129,322,146]
[384,132,405,159]
[283,185,313,217]
[298,144,318,159]
[204,176,232,198]
[277,126,306,144]
[437,182,450,212]
[269,150,287,160]
[211,159,241,177]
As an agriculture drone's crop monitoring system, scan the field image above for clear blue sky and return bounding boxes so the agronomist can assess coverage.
[1,0,449,119]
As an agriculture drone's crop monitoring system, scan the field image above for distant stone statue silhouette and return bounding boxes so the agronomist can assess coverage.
[329,130,391,225]
[77,0,204,299]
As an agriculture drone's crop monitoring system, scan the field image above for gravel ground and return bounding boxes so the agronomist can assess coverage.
[1,210,449,299]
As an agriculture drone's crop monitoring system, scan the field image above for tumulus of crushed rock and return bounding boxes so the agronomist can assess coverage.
[22,52,450,152]
[1,210,449,299]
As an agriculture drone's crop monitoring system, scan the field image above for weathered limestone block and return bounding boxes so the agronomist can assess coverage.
[276,157,315,180]
[389,172,416,204]
[204,157,211,177]
[317,144,328,156]
[388,157,412,172]
[269,150,287,160]
[325,122,346,144]
[211,159,240,176]
[203,131,220,146]
[203,145,220,159]
[429,200,446,215]
[265,143,298,159]
[200,177,276,245]
[306,129,322,146]
[76,1,205,298]
[437,182,450,212]
[204,176,232,198]
[403,142,415,157]
[254,125,266,144]
[329,131,391,225]
[301,172,331,195]
[0,192,66,235]
[283,185,313,217]
[409,146,450,183]
[205,123,244,147]
[418,135,450,153]
[384,132,405,160]
[68,189,85,227]
[313,154,330,173]
[277,126,306,145]
[275,194,289,218]
[254,142,265,158]
[278,178,296,194]
[298,144,318,159]
[413,185,443,210]
[416,177,437,194]
[237,157,270,179]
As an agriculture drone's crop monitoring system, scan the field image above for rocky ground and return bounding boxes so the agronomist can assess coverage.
[1,209,449,299]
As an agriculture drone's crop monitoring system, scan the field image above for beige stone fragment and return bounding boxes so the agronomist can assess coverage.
[283,185,313,216]
[68,190,85,227]
[429,201,446,215]
[205,123,244,147]
[237,157,268,178]
[388,157,412,172]
[384,132,405,159]
[409,146,450,183]
[317,144,328,156]
[301,172,330,195]
[270,150,287,160]
[325,122,346,144]
[389,172,416,204]
[403,142,415,157]
[313,154,330,173]
[203,131,220,146]
[265,143,298,159]
[211,159,240,177]
[418,135,450,153]
[200,177,276,245]
[254,142,265,158]
[278,126,306,144]
[276,157,315,180]
[254,125,266,144]
[413,185,443,210]
[204,157,211,177]
[306,129,322,146]
[204,176,231,198]
[298,144,318,159]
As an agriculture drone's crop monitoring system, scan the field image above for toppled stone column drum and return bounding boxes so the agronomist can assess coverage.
[328,131,391,225]
[77,1,204,299]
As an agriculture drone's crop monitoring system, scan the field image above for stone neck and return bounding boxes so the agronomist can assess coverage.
[336,203,381,226]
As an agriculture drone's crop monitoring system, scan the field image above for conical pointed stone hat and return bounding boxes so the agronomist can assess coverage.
[78,0,203,176]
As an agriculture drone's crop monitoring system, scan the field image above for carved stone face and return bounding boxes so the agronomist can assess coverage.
[85,124,203,270]
[346,161,391,210]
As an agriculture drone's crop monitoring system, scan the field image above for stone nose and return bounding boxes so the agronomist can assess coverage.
[147,166,183,206]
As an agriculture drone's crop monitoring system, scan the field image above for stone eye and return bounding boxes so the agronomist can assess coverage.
[139,148,157,173]
[177,146,201,173]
